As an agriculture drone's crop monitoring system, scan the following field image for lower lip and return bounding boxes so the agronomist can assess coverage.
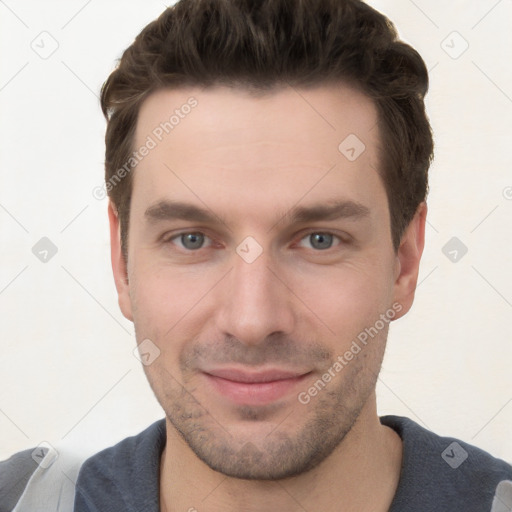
[204,373,310,406]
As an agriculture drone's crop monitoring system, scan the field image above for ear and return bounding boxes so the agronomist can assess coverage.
[392,202,427,320]
[108,201,133,322]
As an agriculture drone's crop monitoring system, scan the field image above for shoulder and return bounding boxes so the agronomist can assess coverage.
[0,420,166,512]
[0,448,39,512]
[381,415,512,512]
[76,418,165,478]
[74,419,166,512]
[0,444,83,512]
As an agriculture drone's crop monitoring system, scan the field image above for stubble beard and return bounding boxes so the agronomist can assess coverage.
[144,338,386,481]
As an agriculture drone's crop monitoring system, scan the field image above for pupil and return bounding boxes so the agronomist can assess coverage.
[311,233,332,250]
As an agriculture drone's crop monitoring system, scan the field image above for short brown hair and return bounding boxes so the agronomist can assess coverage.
[101,0,434,258]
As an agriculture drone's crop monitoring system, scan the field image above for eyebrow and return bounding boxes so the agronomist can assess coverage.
[144,199,370,227]
[145,201,220,224]
[282,200,370,224]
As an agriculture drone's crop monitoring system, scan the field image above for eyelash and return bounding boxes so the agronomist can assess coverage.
[163,230,346,252]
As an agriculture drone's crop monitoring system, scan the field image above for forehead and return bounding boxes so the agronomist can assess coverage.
[135,83,379,156]
[131,83,386,226]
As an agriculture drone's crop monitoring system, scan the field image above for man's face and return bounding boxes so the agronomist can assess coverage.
[111,84,421,479]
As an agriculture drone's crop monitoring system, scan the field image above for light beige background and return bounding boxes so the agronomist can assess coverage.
[1,0,511,463]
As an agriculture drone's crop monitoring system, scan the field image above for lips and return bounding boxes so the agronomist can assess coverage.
[202,367,311,406]
[206,368,306,383]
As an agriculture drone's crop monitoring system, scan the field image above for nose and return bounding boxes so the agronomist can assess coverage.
[214,246,296,346]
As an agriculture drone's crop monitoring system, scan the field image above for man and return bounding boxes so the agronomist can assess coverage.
[1,0,511,511]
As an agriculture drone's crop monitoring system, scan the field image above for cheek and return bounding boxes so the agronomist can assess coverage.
[129,261,216,347]
[291,257,395,338]
[129,262,179,339]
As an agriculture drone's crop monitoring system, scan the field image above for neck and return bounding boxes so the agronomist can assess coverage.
[159,394,402,512]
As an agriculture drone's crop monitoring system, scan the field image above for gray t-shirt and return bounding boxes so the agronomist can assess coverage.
[2,416,511,511]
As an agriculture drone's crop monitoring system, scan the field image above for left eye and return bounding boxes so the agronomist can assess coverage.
[297,232,341,250]
[170,232,212,250]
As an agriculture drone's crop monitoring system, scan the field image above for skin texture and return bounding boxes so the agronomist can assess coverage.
[109,83,426,511]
